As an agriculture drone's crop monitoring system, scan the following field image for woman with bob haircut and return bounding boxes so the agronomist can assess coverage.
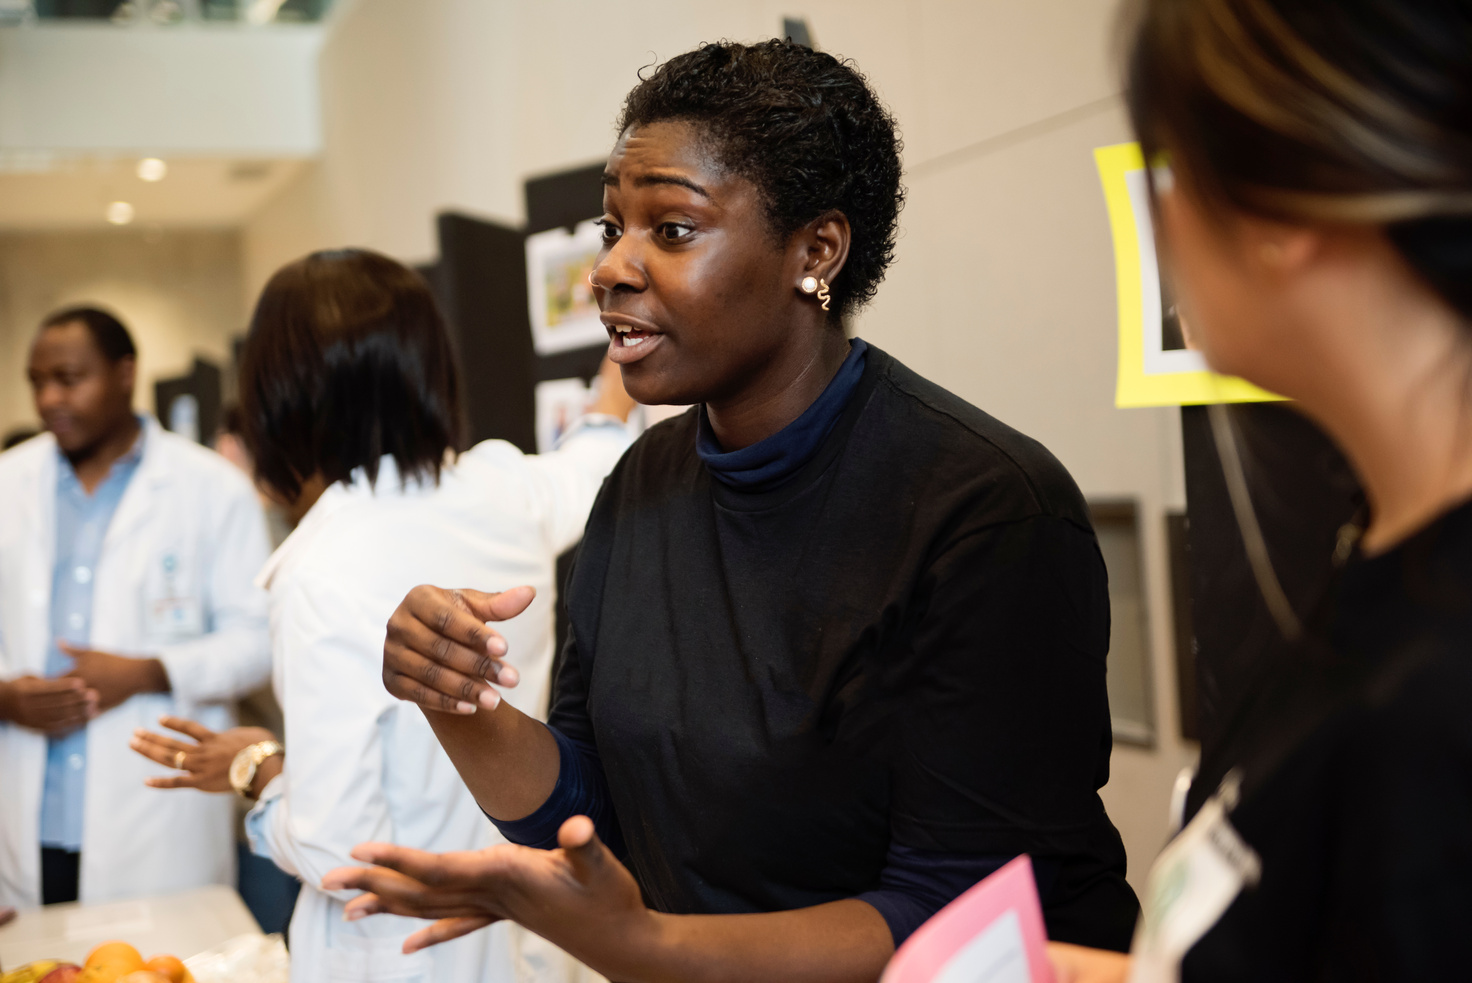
[130,248,634,982]
[1047,0,1472,980]
[325,40,1139,981]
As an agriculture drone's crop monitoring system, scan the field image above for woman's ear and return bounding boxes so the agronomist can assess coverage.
[1242,217,1321,277]
[795,210,852,283]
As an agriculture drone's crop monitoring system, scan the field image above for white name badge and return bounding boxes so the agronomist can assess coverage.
[147,595,203,636]
[1128,772,1261,983]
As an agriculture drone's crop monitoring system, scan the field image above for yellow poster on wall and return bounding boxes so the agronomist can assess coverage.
[1094,142,1283,408]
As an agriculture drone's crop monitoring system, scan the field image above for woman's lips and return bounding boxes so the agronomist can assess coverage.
[602,315,665,365]
[607,324,664,365]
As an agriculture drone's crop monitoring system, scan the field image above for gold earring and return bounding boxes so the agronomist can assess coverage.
[817,278,831,312]
[800,275,818,294]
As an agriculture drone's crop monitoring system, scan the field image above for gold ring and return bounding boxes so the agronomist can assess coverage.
[174,750,186,770]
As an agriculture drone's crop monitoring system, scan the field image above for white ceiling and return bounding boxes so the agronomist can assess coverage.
[0,155,307,229]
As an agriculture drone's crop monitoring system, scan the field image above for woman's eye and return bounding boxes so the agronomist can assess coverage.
[658,222,695,242]
[595,220,621,243]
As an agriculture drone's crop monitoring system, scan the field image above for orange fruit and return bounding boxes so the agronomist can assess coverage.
[78,943,145,983]
[141,958,186,983]
[83,943,143,970]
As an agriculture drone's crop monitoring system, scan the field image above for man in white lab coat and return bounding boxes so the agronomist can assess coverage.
[0,307,271,908]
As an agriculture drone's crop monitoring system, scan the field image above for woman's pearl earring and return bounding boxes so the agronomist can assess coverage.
[800,275,819,294]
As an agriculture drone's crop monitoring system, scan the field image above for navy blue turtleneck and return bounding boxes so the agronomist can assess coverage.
[695,338,868,492]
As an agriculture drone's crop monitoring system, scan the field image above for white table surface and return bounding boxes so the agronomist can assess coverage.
[0,884,261,971]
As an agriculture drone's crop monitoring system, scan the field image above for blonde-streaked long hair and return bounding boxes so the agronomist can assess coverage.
[1125,0,1472,320]
[1125,0,1472,639]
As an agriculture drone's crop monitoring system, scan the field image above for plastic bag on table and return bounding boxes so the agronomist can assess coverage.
[185,933,289,983]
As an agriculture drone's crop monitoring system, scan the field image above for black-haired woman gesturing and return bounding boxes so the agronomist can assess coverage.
[327,42,1138,982]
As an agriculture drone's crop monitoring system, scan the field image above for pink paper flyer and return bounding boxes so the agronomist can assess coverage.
[880,855,1056,983]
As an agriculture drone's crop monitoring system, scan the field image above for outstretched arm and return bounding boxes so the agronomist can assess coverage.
[381,584,562,822]
[324,816,894,983]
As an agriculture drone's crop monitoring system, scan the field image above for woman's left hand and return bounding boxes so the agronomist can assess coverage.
[130,716,277,793]
[323,816,656,973]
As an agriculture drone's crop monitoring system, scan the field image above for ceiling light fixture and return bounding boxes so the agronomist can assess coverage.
[107,201,136,225]
[137,158,168,182]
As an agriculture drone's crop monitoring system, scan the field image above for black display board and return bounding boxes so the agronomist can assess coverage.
[525,162,605,237]
[154,357,222,445]
[432,164,615,673]
[435,212,538,454]
[432,163,611,453]
[526,162,610,387]
[523,162,610,675]
[1179,402,1361,753]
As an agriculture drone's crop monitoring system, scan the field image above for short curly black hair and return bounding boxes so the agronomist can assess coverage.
[617,39,904,321]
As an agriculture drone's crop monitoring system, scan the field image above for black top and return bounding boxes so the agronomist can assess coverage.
[1185,496,1472,980]
[549,344,1138,949]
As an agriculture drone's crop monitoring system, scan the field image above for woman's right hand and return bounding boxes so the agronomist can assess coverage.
[130,717,278,793]
[382,585,537,714]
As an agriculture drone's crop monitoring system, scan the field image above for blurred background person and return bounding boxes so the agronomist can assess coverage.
[1050,0,1472,980]
[0,306,272,907]
[132,249,634,982]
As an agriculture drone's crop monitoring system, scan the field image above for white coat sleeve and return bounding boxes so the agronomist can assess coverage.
[245,576,396,899]
[522,423,633,556]
[154,473,272,705]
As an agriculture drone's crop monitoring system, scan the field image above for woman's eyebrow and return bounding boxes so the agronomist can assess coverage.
[602,170,712,200]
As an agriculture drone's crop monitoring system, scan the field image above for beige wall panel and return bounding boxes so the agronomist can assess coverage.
[908,0,1121,165]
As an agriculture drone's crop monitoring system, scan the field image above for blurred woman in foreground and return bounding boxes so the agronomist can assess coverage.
[1054,0,1472,979]
[131,250,633,982]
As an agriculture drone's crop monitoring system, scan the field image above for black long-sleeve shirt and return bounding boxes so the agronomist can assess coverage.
[1184,496,1472,979]
[511,343,1137,950]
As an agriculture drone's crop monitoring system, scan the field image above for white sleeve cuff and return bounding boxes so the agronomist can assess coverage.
[243,773,286,861]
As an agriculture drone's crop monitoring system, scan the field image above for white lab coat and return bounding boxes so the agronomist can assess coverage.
[246,428,629,983]
[0,418,272,907]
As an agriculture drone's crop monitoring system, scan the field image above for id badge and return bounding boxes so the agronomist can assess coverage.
[1128,772,1261,983]
[145,549,203,638]
[147,595,203,636]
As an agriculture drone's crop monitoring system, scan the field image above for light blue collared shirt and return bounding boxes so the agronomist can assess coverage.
[40,423,145,852]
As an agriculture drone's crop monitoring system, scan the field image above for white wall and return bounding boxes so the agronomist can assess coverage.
[0,229,246,438]
[241,0,1194,893]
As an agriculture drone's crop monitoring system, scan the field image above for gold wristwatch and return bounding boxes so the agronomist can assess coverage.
[229,740,284,800]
